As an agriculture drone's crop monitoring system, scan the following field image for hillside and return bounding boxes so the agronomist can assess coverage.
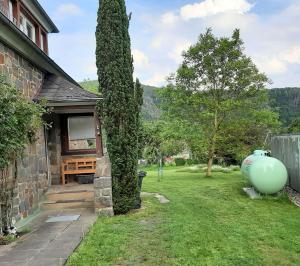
[269,87,300,126]
[79,79,160,121]
[79,80,300,125]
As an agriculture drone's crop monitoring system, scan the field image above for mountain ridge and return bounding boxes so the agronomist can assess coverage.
[79,80,300,125]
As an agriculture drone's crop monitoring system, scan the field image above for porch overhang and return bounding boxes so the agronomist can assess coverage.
[35,74,102,111]
[48,103,100,114]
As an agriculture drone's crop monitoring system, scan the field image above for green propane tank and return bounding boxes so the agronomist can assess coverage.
[241,150,288,194]
[241,150,269,179]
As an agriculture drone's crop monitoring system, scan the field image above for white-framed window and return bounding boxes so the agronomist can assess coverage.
[68,116,96,150]
[40,32,44,50]
[8,0,13,21]
[20,13,36,43]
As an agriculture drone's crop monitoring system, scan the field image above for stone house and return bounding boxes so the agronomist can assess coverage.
[0,0,110,223]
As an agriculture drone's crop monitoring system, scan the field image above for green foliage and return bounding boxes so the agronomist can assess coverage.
[96,0,142,214]
[79,79,100,94]
[158,29,280,175]
[139,121,184,164]
[174,158,186,166]
[0,75,46,170]
[0,75,46,232]
[288,117,300,133]
[80,79,160,121]
[186,159,199,165]
[0,234,16,245]
[269,87,300,127]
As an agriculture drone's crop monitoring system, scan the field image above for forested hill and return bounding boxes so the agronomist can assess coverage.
[79,80,300,125]
[79,80,160,121]
[269,87,300,126]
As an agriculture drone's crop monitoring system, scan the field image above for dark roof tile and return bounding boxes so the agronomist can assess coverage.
[35,74,100,103]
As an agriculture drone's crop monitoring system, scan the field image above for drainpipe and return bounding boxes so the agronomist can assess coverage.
[44,125,51,187]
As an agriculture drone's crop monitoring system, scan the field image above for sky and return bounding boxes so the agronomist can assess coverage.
[38,0,300,88]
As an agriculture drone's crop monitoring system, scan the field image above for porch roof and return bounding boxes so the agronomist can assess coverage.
[35,74,101,106]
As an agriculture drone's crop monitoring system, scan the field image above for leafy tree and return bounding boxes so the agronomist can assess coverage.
[159,29,279,176]
[96,0,143,213]
[0,75,46,232]
[139,121,185,164]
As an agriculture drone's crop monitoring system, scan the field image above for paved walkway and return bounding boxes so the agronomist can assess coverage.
[0,209,97,266]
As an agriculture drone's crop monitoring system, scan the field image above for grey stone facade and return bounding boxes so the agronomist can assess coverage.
[0,40,48,222]
[0,41,44,99]
[47,114,62,185]
[94,157,114,217]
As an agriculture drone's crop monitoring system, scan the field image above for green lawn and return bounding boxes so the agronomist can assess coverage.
[67,167,300,266]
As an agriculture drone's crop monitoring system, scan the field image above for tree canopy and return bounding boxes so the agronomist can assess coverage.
[159,29,279,175]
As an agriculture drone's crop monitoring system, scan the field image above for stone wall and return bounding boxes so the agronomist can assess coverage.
[0,41,44,99]
[47,114,62,185]
[14,129,48,221]
[0,40,48,222]
[94,156,114,217]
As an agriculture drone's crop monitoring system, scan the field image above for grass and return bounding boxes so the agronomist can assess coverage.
[67,166,300,266]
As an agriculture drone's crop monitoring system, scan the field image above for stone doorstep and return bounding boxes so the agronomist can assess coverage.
[46,189,93,195]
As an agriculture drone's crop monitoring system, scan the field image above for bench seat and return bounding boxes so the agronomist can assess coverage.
[61,157,97,185]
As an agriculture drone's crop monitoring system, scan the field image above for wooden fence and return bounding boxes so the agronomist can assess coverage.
[271,135,300,192]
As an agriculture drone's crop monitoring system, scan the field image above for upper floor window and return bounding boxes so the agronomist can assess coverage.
[40,32,44,50]
[20,13,36,43]
[8,0,13,21]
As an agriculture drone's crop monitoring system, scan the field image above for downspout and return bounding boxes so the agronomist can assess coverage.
[44,125,51,187]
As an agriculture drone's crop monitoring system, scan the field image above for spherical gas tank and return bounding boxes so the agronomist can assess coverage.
[241,150,268,180]
[249,156,288,194]
[241,150,288,194]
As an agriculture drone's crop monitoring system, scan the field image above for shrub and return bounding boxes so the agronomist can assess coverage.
[186,159,199,165]
[230,165,241,171]
[175,158,186,166]
[221,168,232,174]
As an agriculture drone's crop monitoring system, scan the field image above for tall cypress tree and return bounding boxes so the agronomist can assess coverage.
[96,0,142,214]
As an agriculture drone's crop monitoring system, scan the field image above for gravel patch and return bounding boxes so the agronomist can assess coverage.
[286,187,300,207]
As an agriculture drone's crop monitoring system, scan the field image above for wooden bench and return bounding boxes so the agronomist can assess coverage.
[61,157,97,185]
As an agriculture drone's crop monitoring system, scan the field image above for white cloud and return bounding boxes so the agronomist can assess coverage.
[146,73,169,87]
[168,42,192,64]
[151,36,164,49]
[136,1,300,87]
[132,49,149,68]
[281,46,300,64]
[180,0,253,20]
[55,3,83,20]
[255,56,287,75]
[161,12,178,25]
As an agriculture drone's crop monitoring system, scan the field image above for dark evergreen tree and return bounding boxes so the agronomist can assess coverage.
[96,0,142,214]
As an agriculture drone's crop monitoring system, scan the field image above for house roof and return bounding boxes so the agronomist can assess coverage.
[35,74,101,105]
[0,12,78,85]
[22,0,59,33]
[29,0,59,33]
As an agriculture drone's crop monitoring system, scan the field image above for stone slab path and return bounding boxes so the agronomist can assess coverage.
[141,192,170,204]
[0,209,97,266]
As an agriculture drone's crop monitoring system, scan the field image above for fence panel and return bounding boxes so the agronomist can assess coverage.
[271,135,300,192]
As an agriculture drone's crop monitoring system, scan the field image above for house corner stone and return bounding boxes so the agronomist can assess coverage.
[94,156,114,217]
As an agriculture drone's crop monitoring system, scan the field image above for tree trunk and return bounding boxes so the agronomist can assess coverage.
[207,156,213,177]
[206,108,218,177]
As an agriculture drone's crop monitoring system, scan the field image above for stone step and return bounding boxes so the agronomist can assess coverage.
[46,190,94,202]
[42,199,94,210]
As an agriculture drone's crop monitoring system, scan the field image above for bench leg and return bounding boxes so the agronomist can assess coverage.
[62,173,65,185]
[61,164,65,185]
